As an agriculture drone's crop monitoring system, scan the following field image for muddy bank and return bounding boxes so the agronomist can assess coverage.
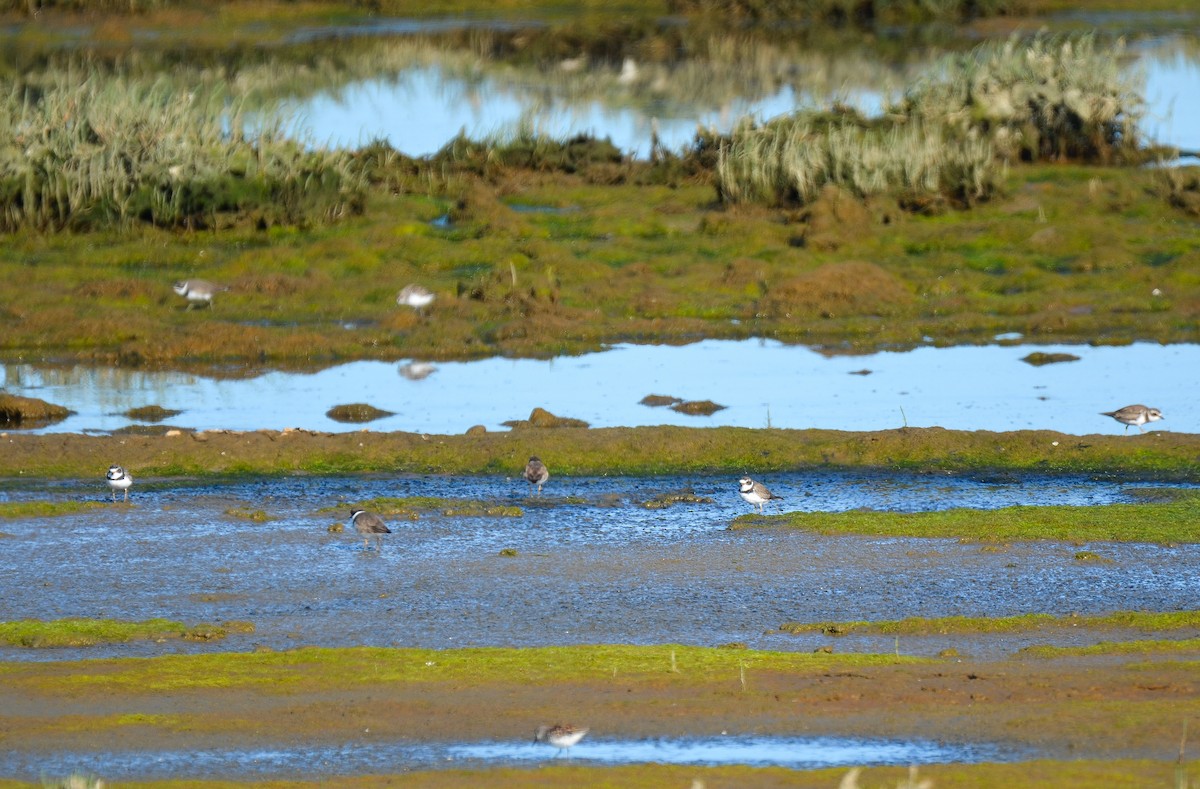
[0,644,1197,785]
[1,426,1198,480]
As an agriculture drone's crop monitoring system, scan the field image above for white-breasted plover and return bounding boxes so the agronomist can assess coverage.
[1100,404,1163,434]
[738,476,782,514]
[173,279,227,309]
[106,465,132,503]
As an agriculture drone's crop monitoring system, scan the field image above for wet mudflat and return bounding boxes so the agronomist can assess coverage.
[3,471,1197,664]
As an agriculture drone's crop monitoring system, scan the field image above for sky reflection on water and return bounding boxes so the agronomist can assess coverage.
[293,39,1200,157]
[2,340,1194,436]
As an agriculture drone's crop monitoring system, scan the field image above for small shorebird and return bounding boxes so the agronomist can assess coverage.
[1100,404,1163,434]
[533,724,588,756]
[397,284,435,315]
[106,465,132,502]
[739,476,783,514]
[349,509,392,551]
[173,279,227,309]
[524,456,550,494]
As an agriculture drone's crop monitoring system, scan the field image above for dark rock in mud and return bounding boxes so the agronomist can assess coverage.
[670,400,727,416]
[125,405,183,422]
[0,393,72,427]
[1021,352,1081,366]
[640,394,684,407]
[326,403,396,423]
[503,407,589,429]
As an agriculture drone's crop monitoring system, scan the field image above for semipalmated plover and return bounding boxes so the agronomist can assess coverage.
[106,465,132,502]
[349,508,391,551]
[1100,404,1163,434]
[173,279,227,309]
[739,476,782,514]
[397,284,435,315]
[523,456,550,494]
[534,723,588,755]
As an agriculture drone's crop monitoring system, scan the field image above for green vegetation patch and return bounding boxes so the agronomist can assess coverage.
[4,426,1200,481]
[734,500,1200,543]
[223,506,271,522]
[777,610,1200,637]
[1,644,927,693]
[0,393,71,427]
[0,501,107,519]
[0,618,253,648]
[1021,637,1200,659]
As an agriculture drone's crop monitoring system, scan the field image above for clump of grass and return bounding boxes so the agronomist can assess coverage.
[716,114,998,208]
[0,617,251,647]
[896,33,1144,165]
[1154,165,1200,217]
[0,64,366,231]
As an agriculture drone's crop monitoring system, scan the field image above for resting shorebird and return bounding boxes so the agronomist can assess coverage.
[534,724,588,756]
[523,456,550,494]
[349,509,391,551]
[1100,404,1163,434]
[106,465,132,503]
[397,284,435,315]
[738,476,783,514]
[173,279,227,309]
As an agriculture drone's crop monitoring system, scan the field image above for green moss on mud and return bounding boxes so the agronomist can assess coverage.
[1022,637,1200,658]
[0,500,107,518]
[736,499,1200,543]
[3,426,1199,481]
[778,610,1200,636]
[0,618,251,648]
[2,163,1199,366]
[0,644,926,693]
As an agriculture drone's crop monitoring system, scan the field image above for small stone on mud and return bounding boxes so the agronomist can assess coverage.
[499,548,519,557]
[326,403,396,423]
[503,407,589,429]
[670,400,727,416]
[640,394,683,407]
[814,645,834,654]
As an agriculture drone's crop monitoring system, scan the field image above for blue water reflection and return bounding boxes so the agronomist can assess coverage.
[1,340,1195,435]
[292,39,1199,157]
[0,735,1015,782]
